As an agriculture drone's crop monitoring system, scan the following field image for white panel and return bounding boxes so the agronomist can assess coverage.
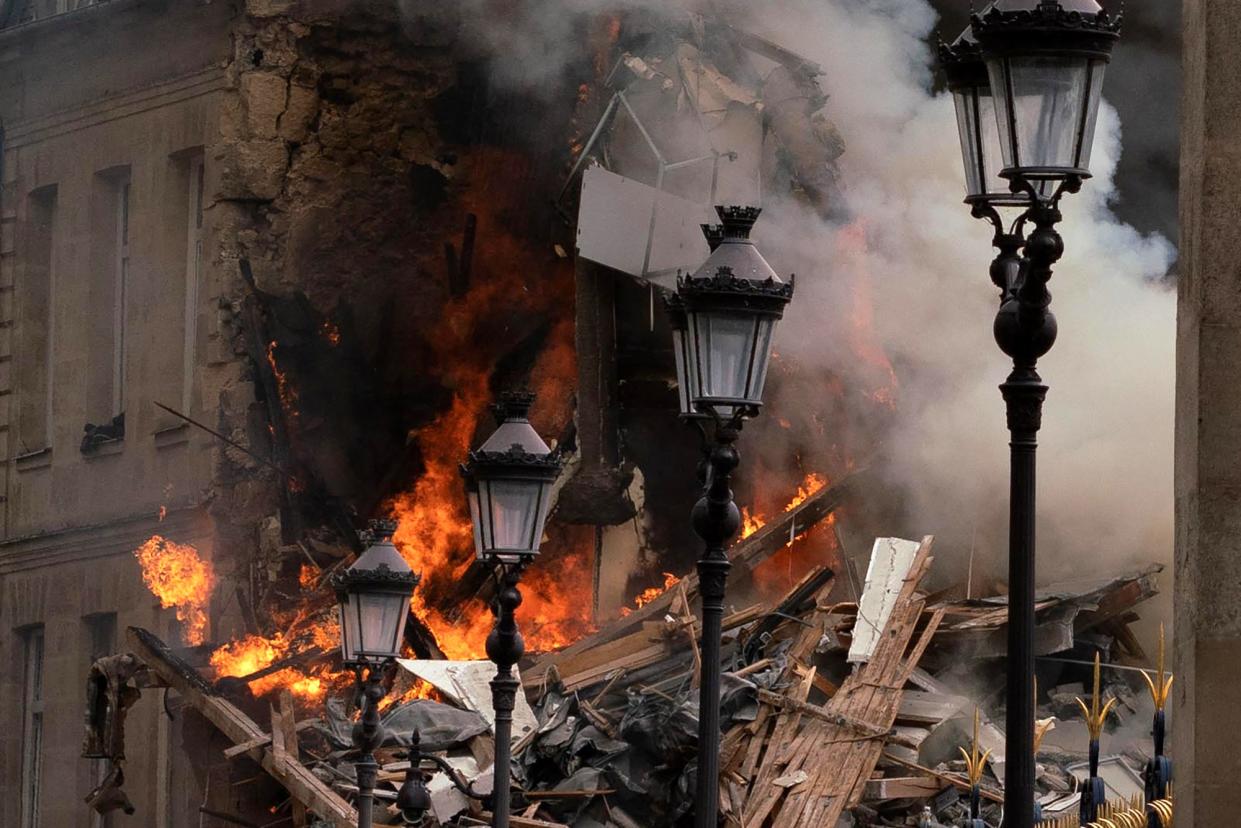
[395,659,539,745]
[576,165,713,283]
[847,537,922,665]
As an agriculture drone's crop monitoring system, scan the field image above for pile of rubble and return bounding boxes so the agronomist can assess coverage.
[89,475,1166,827]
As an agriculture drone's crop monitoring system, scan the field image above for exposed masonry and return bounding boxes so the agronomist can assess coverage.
[205,1,462,637]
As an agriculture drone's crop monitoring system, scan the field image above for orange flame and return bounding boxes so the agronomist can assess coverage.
[209,634,325,700]
[134,535,214,646]
[741,507,767,540]
[266,341,300,425]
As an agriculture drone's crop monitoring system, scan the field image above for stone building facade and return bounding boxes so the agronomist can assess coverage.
[0,2,235,826]
[0,0,574,824]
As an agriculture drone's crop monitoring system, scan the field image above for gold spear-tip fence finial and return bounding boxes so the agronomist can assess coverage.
[1034,676,1055,754]
[1075,652,1119,740]
[1141,623,1174,712]
[1039,796,1173,828]
[958,706,992,787]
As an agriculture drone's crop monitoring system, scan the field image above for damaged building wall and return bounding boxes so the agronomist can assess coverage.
[0,2,235,826]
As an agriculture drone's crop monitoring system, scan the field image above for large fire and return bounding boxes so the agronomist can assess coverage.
[209,634,326,700]
[387,148,591,660]
[133,535,215,646]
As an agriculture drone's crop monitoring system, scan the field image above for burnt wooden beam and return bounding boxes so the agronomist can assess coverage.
[528,468,867,680]
[126,627,358,828]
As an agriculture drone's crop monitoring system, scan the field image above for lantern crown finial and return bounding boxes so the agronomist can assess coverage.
[365,517,398,544]
[701,223,726,252]
[492,390,535,424]
[716,205,761,240]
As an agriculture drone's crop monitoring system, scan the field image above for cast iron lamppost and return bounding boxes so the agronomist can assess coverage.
[333,520,421,828]
[666,206,793,827]
[939,3,1120,827]
[458,391,563,828]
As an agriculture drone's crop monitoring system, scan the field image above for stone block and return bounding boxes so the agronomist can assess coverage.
[245,0,294,17]
[278,83,319,143]
[241,71,288,140]
[216,140,288,202]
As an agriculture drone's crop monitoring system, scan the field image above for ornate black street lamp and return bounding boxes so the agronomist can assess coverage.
[666,206,793,827]
[459,391,563,828]
[939,3,1120,827]
[334,520,421,828]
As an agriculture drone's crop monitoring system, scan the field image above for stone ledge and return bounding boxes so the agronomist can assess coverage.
[14,446,51,472]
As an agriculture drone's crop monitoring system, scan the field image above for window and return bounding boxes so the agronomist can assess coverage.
[19,625,44,828]
[87,169,130,429]
[83,613,116,828]
[113,180,129,417]
[182,156,203,413]
[15,186,56,455]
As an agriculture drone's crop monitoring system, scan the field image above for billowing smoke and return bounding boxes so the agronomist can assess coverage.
[744,0,1175,589]
[419,0,1176,595]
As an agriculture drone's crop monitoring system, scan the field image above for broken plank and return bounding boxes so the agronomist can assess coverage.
[127,627,357,828]
[223,719,317,759]
[276,690,308,828]
[528,471,866,679]
[862,776,942,801]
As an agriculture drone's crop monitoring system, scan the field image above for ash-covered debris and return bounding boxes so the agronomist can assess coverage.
[92,534,1166,827]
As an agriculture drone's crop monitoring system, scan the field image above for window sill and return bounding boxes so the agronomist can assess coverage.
[82,439,124,459]
[154,423,190,450]
[14,447,51,472]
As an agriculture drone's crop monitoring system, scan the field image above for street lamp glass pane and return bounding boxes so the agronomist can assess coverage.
[749,316,776,401]
[701,311,756,403]
[952,87,984,197]
[988,55,1090,174]
[671,326,692,416]
[487,478,540,552]
[1076,59,1107,171]
[358,592,406,659]
[468,489,485,561]
[531,479,553,552]
[953,85,1011,199]
[338,594,359,662]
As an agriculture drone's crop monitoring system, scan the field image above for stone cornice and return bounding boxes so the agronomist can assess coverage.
[0,504,211,575]
[2,65,226,150]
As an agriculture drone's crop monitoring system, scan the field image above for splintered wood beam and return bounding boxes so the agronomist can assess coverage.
[275,690,309,828]
[529,469,867,681]
[126,627,357,828]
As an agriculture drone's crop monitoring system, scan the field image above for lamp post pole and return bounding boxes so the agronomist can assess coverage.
[353,665,389,828]
[692,424,741,828]
[940,4,1120,823]
[664,206,792,825]
[460,391,564,828]
[991,194,1063,828]
[486,564,526,828]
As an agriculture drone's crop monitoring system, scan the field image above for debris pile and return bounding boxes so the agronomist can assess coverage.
[87,505,1168,827]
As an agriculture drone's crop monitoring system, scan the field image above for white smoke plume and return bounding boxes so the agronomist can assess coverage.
[744,0,1174,595]
[427,0,1176,601]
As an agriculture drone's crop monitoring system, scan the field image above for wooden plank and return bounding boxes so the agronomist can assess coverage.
[126,627,357,828]
[527,471,866,681]
[862,775,942,801]
[276,690,308,828]
[750,536,939,828]
[223,719,315,759]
